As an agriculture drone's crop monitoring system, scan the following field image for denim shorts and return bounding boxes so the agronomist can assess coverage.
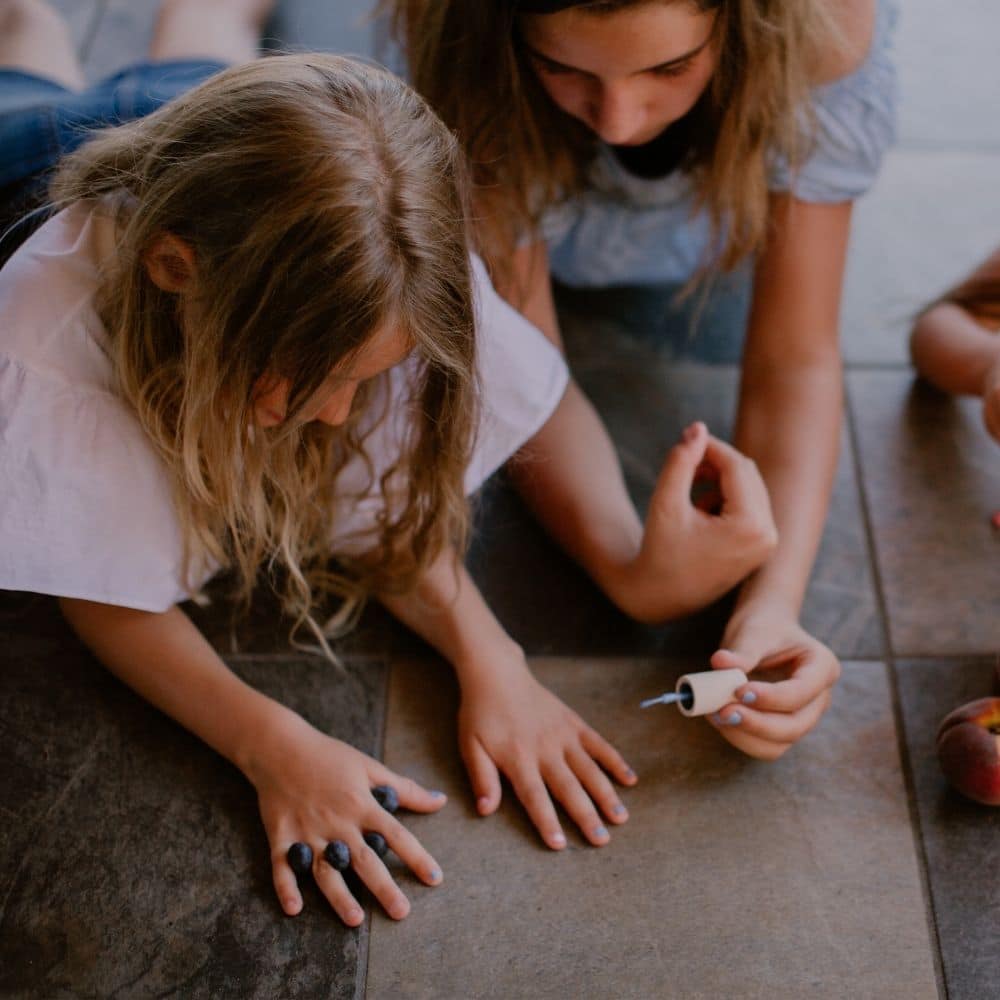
[0,59,228,190]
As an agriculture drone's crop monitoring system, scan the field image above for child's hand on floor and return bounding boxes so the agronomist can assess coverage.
[619,422,778,622]
[247,712,447,925]
[457,655,636,849]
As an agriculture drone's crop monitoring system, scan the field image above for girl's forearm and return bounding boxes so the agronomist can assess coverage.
[507,380,644,614]
[58,598,304,781]
[377,548,531,691]
[731,356,842,617]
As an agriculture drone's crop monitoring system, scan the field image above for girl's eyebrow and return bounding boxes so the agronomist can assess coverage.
[524,31,713,77]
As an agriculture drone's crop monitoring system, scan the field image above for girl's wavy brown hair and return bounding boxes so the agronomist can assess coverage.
[391,0,843,277]
[50,53,478,649]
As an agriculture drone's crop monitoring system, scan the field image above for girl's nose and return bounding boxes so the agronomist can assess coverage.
[590,83,644,145]
[314,384,357,427]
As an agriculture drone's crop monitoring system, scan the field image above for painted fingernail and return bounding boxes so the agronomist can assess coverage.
[550,832,567,848]
[593,825,609,839]
[429,868,442,883]
[624,767,636,780]
[612,803,626,816]
[711,713,723,724]
[741,690,757,705]
[724,712,743,726]
[430,790,446,799]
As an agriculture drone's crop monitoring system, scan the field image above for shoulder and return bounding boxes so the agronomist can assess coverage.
[810,0,878,86]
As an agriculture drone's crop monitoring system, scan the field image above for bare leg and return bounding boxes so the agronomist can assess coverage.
[0,0,85,89]
[148,0,275,65]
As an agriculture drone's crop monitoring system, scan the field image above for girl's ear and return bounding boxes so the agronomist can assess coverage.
[143,233,196,292]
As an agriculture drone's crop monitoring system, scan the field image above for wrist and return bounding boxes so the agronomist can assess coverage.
[452,634,531,695]
[230,695,315,787]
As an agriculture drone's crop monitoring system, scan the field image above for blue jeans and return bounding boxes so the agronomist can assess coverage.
[0,60,228,188]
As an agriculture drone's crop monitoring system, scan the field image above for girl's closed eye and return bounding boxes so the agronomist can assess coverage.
[651,58,694,79]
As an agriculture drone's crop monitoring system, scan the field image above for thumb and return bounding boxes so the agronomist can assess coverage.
[461,736,502,817]
[712,634,769,674]
[651,422,709,512]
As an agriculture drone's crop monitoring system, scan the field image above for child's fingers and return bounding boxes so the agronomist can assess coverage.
[565,747,629,824]
[715,725,794,761]
[271,853,303,917]
[313,860,365,927]
[350,836,411,921]
[378,815,444,887]
[651,421,709,510]
[701,436,769,518]
[738,670,826,714]
[708,690,830,745]
[542,762,610,846]
[369,769,447,814]
[508,767,567,850]
[460,736,502,816]
[579,727,637,786]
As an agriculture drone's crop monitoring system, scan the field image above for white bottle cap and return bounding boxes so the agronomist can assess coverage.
[674,668,748,717]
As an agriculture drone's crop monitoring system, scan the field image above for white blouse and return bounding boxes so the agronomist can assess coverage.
[0,204,568,611]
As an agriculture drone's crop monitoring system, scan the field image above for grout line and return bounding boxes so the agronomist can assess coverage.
[893,140,1000,156]
[356,656,393,1000]
[842,360,912,371]
[844,377,949,999]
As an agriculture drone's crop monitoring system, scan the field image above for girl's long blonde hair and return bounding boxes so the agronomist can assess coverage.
[50,54,477,646]
[391,0,843,276]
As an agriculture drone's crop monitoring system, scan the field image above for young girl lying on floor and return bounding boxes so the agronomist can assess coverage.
[0,50,778,924]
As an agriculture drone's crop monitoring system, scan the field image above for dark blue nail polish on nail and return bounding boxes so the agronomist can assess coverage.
[741,691,757,705]
[725,712,742,726]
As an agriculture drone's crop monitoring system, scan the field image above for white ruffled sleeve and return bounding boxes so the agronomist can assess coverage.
[0,356,195,611]
[327,254,569,555]
[769,0,899,203]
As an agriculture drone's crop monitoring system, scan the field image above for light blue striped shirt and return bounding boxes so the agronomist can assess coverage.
[542,0,899,288]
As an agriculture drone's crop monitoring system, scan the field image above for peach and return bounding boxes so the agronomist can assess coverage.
[936,698,1000,806]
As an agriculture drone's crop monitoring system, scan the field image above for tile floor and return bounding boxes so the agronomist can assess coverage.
[2,1,1000,997]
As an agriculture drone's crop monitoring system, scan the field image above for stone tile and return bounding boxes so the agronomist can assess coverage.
[841,150,1000,365]
[849,369,1000,655]
[895,0,1000,151]
[0,592,385,999]
[468,311,882,660]
[185,573,426,661]
[367,657,938,999]
[895,657,1000,1000]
